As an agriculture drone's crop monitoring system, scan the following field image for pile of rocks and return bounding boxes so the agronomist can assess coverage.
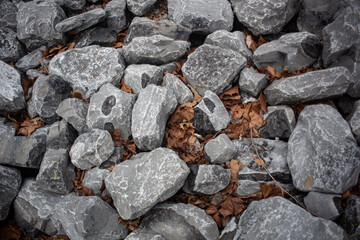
[0,0,360,239]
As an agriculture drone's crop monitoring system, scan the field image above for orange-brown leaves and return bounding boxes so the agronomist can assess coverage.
[144,0,168,20]
[73,169,93,196]
[6,114,45,136]
[244,30,268,52]
[227,159,242,180]
[41,42,75,61]
[113,30,128,48]
[118,217,142,232]
[71,91,90,102]
[119,77,132,93]
[260,183,284,198]
[109,129,137,165]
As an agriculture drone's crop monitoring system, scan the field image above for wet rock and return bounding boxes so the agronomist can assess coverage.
[132,85,177,151]
[49,45,125,99]
[0,0,17,30]
[204,134,237,164]
[105,148,189,220]
[0,60,26,114]
[15,46,46,72]
[264,67,354,105]
[340,195,360,239]
[304,192,342,220]
[236,180,261,197]
[126,0,158,16]
[288,104,360,194]
[63,0,86,11]
[231,0,300,36]
[74,27,117,48]
[46,120,77,150]
[124,64,163,94]
[348,100,360,143]
[0,165,22,220]
[163,73,193,104]
[82,167,110,195]
[239,67,267,97]
[56,98,89,134]
[70,129,115,170]
[105,0,128,32]
[0,27,24,62]
[182,44,246,96]
[99,146,124,169]
[168,0,233,34]
[193,91,230,135]
[122,35,190,65]
[16,0,66,50]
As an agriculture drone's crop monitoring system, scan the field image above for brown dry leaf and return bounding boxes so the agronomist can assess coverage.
[205,205,218,215]
[219,86,242,107]
[252,155,264,167]
[266,65,276,77]
[119,77,132,93]
[227,159,242,180]
[21,77,37,101]
[218,197,234,218]
[260,183,284,198]
[249,110,265,129]
[18,117,45,136]
[110,129,137,159]
[246,34,257,52]
[212,212,222,227]
[119,217,141,231]
[107,164,118,171]
[114,42,123,48]
[0,222,31,240]
[71,91,90,102]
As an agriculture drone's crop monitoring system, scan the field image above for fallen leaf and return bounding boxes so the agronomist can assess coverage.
[260,183,284,198]
[252,155,264,167]
[18,117,45,136]
[227,159,242,180]
[219,197,234,218]
[266,65,276,77]
[71,91,89,102]
[246,35,257,52]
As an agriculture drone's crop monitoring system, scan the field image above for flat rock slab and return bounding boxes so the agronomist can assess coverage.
[182,44,246,96]
[288,104,360,194]
[105,148,190,220]
[163,73,193,105]
[348,100,360,143]
[126,0,158,16]
[49,45,125,99]
[56,98,89,134]
[264,67,354,105]
[204,133,237,164]
[0,27,24,62]
[0,165,21,220]
[304,192,342,220]
[124,64,163,94]
[105,0,128,32]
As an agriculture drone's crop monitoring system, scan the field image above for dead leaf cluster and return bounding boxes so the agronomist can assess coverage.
[144,0,168,21]
[7,113,45,136]
[73,168,93,196]
[118,217,142,232]
[244,30,268,52]
[110,129,137,165]
[71,91,90,102]
[258,65,316,83]
[40,42,75,61]
[113,30,128,48]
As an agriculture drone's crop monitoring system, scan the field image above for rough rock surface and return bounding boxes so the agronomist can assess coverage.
[264,67,354,105]
[219,217,238,240]
[348,100,360,143]
[204,134,237,164]
[15,46,46,73]
[304,192,342,220]
[239,67,267,97]
[82,167,110,195]
[56,98,89,134]
[125,233,165,240]
[131,85,177,151]
[163,73,193,104]
[0,0,17,30]
[105,0,128,33]
[86,83,135,139]
[99,146,124,169]
[49,45,126,99]
[74,27,117,48]
[124,64,163,94]
[105,148,190,220]
[236,180,261,197]
[288,105,360,194]
[182,44,246,96]
[168,0,233,34]
[46,120,77,150]
[63,0,86,10]
[0,27,24,62]
[70,129,115,170]
[340,195,360,239]
[126,0,158,16]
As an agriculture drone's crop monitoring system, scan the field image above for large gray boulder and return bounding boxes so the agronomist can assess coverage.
[15,46,46,73]
[232,197,347,239]
[163,73,193,105]
[86,83,136,139]
[105,0,128,33]
[288,104,360,194]
[131,85,177,151]
[182,44,246,96]
[56,98,89,134]
[168,0,233,34]
[105,148,190,220]
[0,60,26,114]
[16,0,66,50]
[231,0,300,36]
[124,64,163,94]
[0,27,24,62]
[49,45,126,99]
[348,100,360,143]
[126,0,158,16]
[304,192,343,220]
[264,67,354,105]
[204,133,237,164]
[0,0,17,30]
[74,27,117,48]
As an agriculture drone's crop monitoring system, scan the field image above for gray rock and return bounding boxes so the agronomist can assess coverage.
[220,217,238,240]
[231,0,300,36]
[348,100,360,143]
[99,146,124,169]
[63,0,86,10]
[0,0,17,30]
[182,44,246,96]
[159,62,178,75]
[126,233,165,240]
[163,73,193,104]
[260,105,296,139]
[87,83,135,139]
[304,192,342,220]
[340,195,360,238]
[0,27,24,62]
[264,67,354,105]
[183,164,231,195]
[105,0,128,33]
[236,180,261,197]
[288,104,360,194]
[124,64,163,94]
[239,67,267,97]
[204,30,252,61]
[126,0,158,16]
[55,8,106,33]
[254,32,321,73]
[27,75,72,123]
[70,129,115,170]
[49,45,126,99]
[122,35,190,65]
[36,149,75,194]
[0,165,21,220]
[15,46,46,72]
[0,60,26,114]
[124,17,191,45]
[193,91,230,135]
[168,0,233,34]
[204,133,237,164]
[82,167,110,195]
[16,0,66,50]
[74,27,117,48]
[133,202,219,240]
[56,98,89,134]
[0,117,16,137]
[105,148,190,220]
[131,85,177,151]
[240,91,257,104]
[26,69,44,80]
[46,120,77,150]
[233,196,347,239]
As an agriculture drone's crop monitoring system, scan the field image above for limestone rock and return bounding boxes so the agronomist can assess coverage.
[126,0,158,16]
[304,192,342,220]
[46,120,77,150]
[105,0,128,32]
[99,146,124,169]
[63,0,86,11]
[74,27,117,48]
[239,67,267,97]
[0,0,17,30]
[340,195,360,239]
[56,98,89,134]
[0,27,24,62]
[82,167,110,195]
[348,100,360,143]
[163,73,193,105]
[204,134,237,164]
[15,46,46,72]
[124,64,163,94]
[236,180,261,197]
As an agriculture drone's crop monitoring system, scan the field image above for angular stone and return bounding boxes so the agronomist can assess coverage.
[0,117,16,137]
[0,27,24,62]
[63,0,86,11]
[264,67,354,105]
[340,195,360,238]
[26,69,44,80]
[168,0,233,34]
[236,180,261,197]
[0,165,21,220]
[0,0,17,30]
[99,146,124,169]
[74,27,117,48]
[133,202,219,240]
[254,32,321,73]
[183,164,231,195]
[55,8,106,33]
[159,62,178,75]
[122,35,190,65]
[163,73,193,104]
[105,0,127,33]
[304,192,342,220]
[233,197,347,239]
[131,85,177,151]
[124,64,163,94]
[36,149,75,194]
[260,105,296,139]
[27,75,72,123]
[49,45,125,99]
[15,46,46,72]
[0,60,26,114]
[193,91,230,135]
[182,44,246,96]
[349,100,360,143]
[56,98,89,134]
[105,148,190,220]
[231,0,300,36]
[126,0,158,16]
[16,0,66,50]
[82,167,110,195]
[70,129,115,170]
[46,120,77,150]
[125,233,165,240]
[288,104,360,194]
[204,134,237,164]
[220,217,238,240]
[239,67,267,97]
